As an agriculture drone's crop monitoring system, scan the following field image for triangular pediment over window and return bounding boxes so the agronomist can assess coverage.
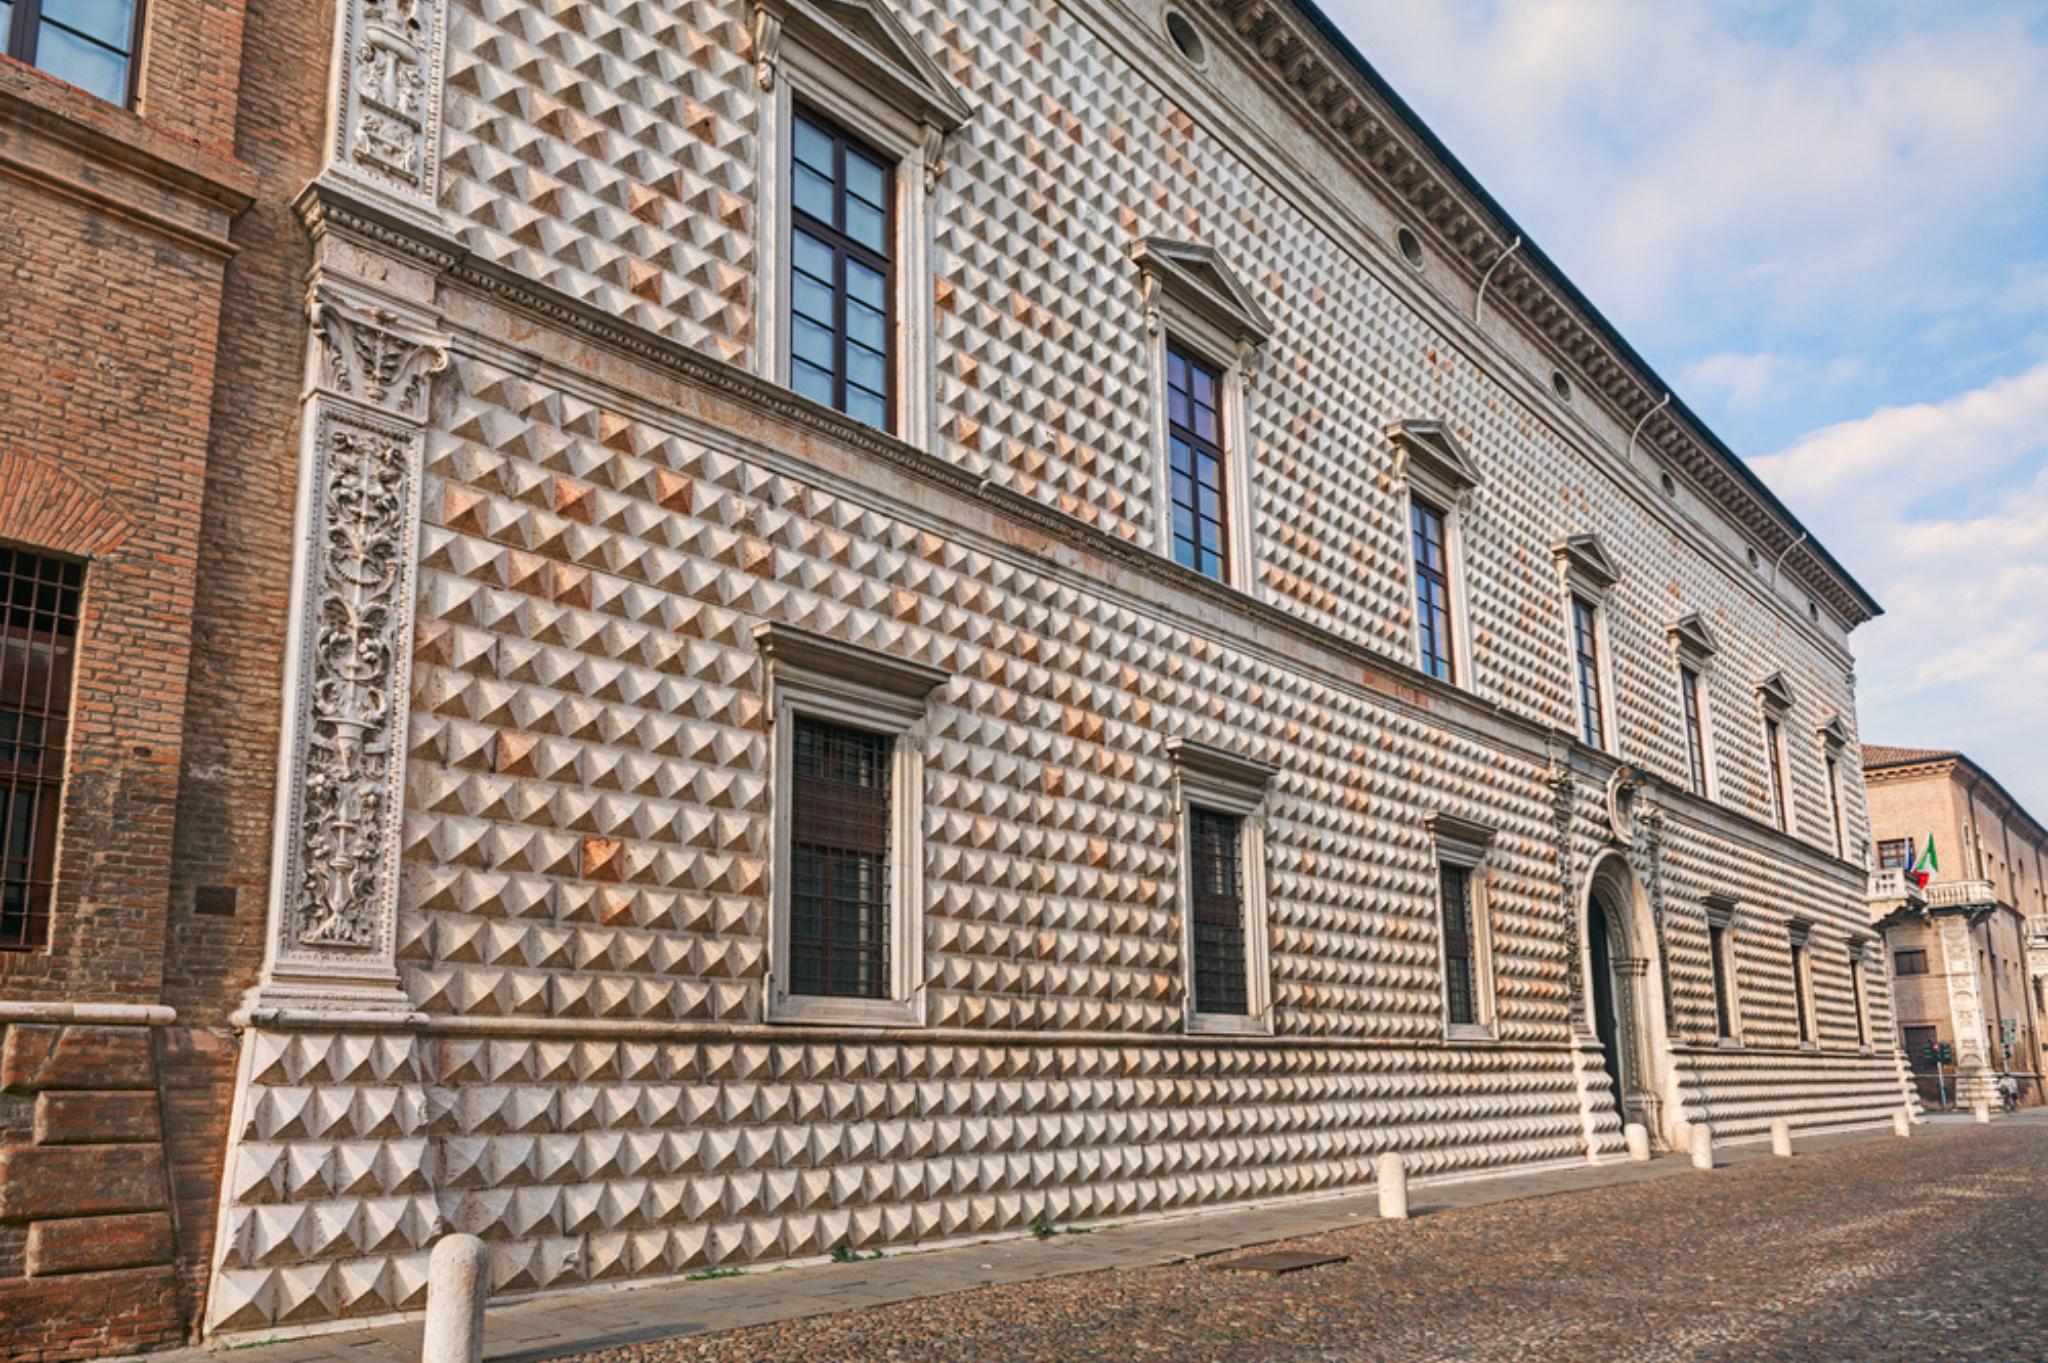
[1133,238,1274,354]
[1815,714,1851,750]
[755,0,972,130]
[1552,533,1620,592]
[1666,612,1719,660]
[1755,671,1795,713]
[1386,419,1481,503]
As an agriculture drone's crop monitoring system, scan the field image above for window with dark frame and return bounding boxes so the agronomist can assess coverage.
[1,549,83,952]
[1765,716,1789,830]
[1903,1024,1938,1071]
[1439,861,1479,1027]
[1189,806,1247,1015]
[1411,497,1455,682]
[4,0,139,107]
[1572,596,1605,749]
[789,108,893,431]
[1877,838,1914,870]
[1850,953,1869,1048]
[1708,919,1734,1039]
[1790,939,1814,1043]
[1167,343,1229,581]
[787,715,893,999]
[1825,753,1845,856]
[1893,948,1929,976]
[1681,666,1709,795]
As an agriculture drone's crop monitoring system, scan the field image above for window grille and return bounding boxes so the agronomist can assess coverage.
[1790,940,1813,1043]
[1439,862,1477,1026]
[1572,596,1604,748]
[1189,806,1246,1015]
[4,0,140,107]
[789,108,893,431]
[1411,497,1454,682]
[1877,838,1914,870]
[1,549,83,951]
[1708,920,1734,1038]
[788,716,892,999]
[1167,344,1229,581]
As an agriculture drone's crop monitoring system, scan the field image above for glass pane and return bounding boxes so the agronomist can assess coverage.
[793,230,836,284]
[1191,365,1215,408]
[793,164,836,225]
[792,316,836,371]
[792,358,835,406]
[844,389,886,430]
[793,117,835,177]
[0,6,14,48]
[35,24,129,104]
[845,345,885,394]
[1167,350,1187,393]
[43,0,133,49]
[846,298,885,350]
[845,200,885,254]
[845,259,886,311]
[792,273,835,328]
[845,150,886,207]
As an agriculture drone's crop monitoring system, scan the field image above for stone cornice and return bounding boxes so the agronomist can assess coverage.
[1205,0,1879,629]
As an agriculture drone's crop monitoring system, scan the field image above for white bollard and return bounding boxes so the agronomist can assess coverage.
[1622,1122,1651,1162]
[1974,1099,1991,1124]
[1376,1150,1409,1221]
[424,1234,490,1363]
[1770,1119,1793,1158]
[1893,1109,1912,1138]
[1689,1124,1715,1171]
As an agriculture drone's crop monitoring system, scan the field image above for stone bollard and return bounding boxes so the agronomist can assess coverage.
[1974,1099,1991,1124]
[1770,1119,1793,1158]
[1376,1150,1409,1221]
[1623,1122,1651,1162]
[424,1234,490,1363]
[1689,1124,1714,1171]
[1893,1109,1912,1138]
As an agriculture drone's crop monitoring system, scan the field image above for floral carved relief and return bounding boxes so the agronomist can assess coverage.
[335,0,446,207]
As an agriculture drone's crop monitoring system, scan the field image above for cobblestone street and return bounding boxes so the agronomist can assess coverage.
[562,1119,2047,1363]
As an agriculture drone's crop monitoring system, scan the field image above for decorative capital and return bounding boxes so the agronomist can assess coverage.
[310,286,450,422]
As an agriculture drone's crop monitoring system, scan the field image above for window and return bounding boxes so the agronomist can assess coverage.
[1572,596,1606,749]
[1765,716,1789,830]
[1172,739,1274,1034]
[1411,497,1455,682]
[1850,950,1870,1049]
[1903,1024,1938,1071]
[760,623,944,1026]
[1681,666,1709,795]
[2,549,82,952]
[1789,929,1816,1046]
[1708,919,1735,1040]
[1893,948,1929,976]
[1167,343,1229,580]
[789,109,893,431]
[1825,753,1845,856]
[1878,838,1914,870]
[1189,807,1246,1015]
[1428,812,1496,1039]
[4,0,139,107]
[1439,863,1479,1026]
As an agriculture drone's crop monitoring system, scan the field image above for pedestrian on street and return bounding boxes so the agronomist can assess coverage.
[1997,1072,2020,1114]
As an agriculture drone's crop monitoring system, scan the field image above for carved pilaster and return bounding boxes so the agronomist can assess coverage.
[252,283,448,1013]
[1548,756,1582,1019]
[330,0,448,215]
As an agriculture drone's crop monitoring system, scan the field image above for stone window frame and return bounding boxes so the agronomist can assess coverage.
[758,623,946,1027]
[1136,238,1272,592]
[1170,739,1276,1037]
[1787,916,1818,1050]
[1666,613,1718,801]
[752,0,971,452]
[1553,534,1620,755]
[1756,672,1796,834]
[1703,893,1743,1046]
[1388,420,1480,690]
[1426,812,1498,1041]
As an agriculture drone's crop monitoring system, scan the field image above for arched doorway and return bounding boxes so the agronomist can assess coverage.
[1582,855,1674,1144]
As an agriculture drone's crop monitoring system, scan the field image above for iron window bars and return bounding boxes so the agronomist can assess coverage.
[1439,862,1478,1027]
[1,549,83,950]
[1189,806,1247,1015]
[787,715,893,999]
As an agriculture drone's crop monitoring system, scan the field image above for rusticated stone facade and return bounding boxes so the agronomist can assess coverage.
[3,0,1919,1351]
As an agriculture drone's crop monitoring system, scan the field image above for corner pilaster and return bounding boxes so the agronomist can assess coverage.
[327,0,449,219]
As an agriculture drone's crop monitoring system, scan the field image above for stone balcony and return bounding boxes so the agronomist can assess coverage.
[1866,867,1926,907]
[1926,878,2000,911]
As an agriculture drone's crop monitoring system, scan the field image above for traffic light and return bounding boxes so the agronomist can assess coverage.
[1924,1041,1943,1069]
[1940,1042,1955,1065]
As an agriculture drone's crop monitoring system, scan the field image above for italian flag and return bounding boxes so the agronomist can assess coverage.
[1910,835,1938,890]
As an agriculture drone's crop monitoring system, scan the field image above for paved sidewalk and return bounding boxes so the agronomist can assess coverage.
[174,1115,2032,1363]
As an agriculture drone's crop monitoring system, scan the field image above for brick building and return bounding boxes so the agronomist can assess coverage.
[2,0,1916,1353]
[1863,746,2047,1110]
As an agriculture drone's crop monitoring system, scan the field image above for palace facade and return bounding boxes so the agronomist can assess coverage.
[0,0,1914,1351]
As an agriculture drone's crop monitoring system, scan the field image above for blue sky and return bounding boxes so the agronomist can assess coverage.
[1320,0,2048,817]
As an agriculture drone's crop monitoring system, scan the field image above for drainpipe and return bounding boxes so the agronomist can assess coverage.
[1627,392,1671,463]
[1768,530,1809,592]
